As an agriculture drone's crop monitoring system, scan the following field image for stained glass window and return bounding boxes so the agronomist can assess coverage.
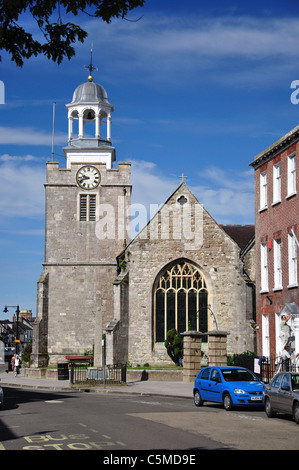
[154,261,208,342]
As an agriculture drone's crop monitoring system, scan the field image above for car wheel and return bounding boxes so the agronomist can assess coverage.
[293,402,299,425]
[265,397,275,418]
[194,390,204,407]
[223,393,233,411]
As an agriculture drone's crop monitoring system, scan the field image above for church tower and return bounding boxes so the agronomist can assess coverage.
[32,64,131,367]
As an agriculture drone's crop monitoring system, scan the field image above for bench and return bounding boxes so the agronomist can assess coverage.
[65,355,93,364]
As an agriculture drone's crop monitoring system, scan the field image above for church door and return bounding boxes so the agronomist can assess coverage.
[154,261,208,343]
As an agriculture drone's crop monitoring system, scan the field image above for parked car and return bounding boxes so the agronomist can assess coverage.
[264,372,299,424]
[0,384,3,408]
[193,366,264,411]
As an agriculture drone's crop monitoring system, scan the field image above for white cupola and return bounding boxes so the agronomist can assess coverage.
[63,69,115,169]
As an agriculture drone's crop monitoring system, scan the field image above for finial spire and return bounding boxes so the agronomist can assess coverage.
[179,173,188,183]
[85,42,98,82]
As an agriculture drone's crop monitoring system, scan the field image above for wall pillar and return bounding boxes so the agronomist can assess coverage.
[95,112,100,138]
[181,331,203,383]
[68,116,73,141]
[78,112,84,138]
[31,272,49,368]
[107,114,111,140]
[207,330,228,367]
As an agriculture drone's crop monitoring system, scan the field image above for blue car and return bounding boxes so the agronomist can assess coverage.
[193,366,264,410]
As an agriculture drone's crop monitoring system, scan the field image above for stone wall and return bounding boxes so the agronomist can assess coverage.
[34,161,131,366]
[121,183,255,366]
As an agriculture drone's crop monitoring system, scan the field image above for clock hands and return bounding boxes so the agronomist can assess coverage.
[77,166,100,189]
[79,175,90,182]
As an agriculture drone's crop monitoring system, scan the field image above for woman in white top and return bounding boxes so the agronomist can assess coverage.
[14,355,20,376]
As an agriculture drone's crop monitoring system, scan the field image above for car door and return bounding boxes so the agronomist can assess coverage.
[277,373,293,414]
[206,368,223,403]
[267,373,283,409]
[197,367,211,400]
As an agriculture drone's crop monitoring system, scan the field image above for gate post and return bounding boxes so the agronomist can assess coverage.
[181,331,203,383]
[207,330,228,367]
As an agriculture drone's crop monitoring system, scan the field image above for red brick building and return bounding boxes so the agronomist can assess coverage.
[250,125,299,359]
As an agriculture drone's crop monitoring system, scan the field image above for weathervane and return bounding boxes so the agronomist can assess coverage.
[85,42,98,82]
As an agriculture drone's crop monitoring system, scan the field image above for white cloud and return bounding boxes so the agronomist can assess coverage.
[130,159,176,207]
[130,160,254,224]
[0,153,42,162]
[191,167,254,223]
[0,155,254,223]
[83,14,299,79]
[0,161,44,217]
[0,126,66,146]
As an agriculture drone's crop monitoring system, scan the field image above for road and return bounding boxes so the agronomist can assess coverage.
[0,386,298,453]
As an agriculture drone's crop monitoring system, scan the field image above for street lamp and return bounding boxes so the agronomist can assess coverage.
[3,305,20,354]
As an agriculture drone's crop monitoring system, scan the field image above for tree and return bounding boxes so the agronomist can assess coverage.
[0,0,146,66]
[164,329,183,366]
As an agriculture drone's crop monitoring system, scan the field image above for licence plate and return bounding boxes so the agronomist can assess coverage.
[251,396,262,401]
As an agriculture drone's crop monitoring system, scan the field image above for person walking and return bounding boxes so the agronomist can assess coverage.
[11,354,16,374]
[14,355,20,377]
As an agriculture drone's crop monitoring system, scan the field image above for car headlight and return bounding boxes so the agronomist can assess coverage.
[234,388,247,395]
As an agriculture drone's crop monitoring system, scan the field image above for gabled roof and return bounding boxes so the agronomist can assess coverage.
[117,183,255,271]
[220,224,255,251]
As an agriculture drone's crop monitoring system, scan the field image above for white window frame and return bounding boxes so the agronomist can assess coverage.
[262,314,270,358]
[273,238,282,290]
[275,312,283,355]
[272,162,281,204]
[287,153,296,197]
[288,231,298,287]
[260,242,268,292]
[260,171,268,210]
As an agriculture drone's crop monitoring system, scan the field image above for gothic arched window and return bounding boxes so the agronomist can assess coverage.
[154,261,208,343]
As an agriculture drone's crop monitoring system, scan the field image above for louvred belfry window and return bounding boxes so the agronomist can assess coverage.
[80,194,96,221]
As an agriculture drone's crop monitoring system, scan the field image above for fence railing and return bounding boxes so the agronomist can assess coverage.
[260,355,299,383]
[232,353,299,384]
[69,363,127,386]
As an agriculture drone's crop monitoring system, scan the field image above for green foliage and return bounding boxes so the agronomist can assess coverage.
[0,1,146,66]
[164,329,183,366]
[21,343,32,363]
[241,350,256,356]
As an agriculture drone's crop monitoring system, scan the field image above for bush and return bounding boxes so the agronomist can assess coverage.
[164,329,183,366]
[21,344,32,363]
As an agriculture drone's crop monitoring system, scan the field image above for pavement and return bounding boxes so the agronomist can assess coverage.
[0,370,194,399]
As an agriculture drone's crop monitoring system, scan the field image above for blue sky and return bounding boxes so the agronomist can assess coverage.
[1,0,299,318]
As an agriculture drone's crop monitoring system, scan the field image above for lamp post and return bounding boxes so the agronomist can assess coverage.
[3,305,20,354]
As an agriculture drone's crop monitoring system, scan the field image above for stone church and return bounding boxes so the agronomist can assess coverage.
[32,72,256,367]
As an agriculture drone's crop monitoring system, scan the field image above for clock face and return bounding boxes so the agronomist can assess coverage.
[76,166,100,189]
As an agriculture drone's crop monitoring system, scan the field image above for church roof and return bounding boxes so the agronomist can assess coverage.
[220,224,255,251]
[71,81,110,105]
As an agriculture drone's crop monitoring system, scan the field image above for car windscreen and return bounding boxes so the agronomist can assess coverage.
[221,369,258,382]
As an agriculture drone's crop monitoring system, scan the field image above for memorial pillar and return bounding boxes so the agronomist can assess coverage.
[207,330,228,367]
[181,331,203,383]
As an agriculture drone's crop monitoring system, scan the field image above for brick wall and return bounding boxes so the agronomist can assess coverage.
[253,139,299,357]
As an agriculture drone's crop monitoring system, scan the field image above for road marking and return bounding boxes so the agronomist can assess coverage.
[44,400,64,403]
[116,441,126,446]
